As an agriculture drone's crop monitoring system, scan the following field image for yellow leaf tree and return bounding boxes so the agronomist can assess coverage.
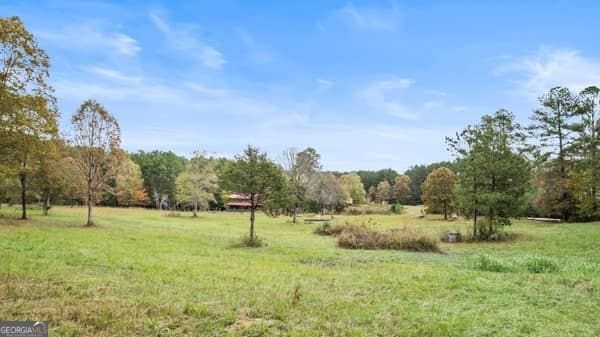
[422,167,458,220]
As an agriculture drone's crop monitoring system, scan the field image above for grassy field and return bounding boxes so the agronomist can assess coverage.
[0,205,598,337]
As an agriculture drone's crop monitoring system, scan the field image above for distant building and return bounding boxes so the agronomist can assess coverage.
[226,193,256,210]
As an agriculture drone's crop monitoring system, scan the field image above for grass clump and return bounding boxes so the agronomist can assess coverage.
[336,226,440,253]
[472,254,561,274]
[472,254,514,272]
[313,222,360,236]
[231,234,264,248]
[520,256,560,274]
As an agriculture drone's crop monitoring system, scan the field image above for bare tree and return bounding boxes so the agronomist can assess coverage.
[280,147,321,223]
[71,99,120,226]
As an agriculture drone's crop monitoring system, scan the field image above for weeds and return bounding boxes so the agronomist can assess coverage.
[231,235,264,248]
[472,254,561,274]
[334,225,440,252]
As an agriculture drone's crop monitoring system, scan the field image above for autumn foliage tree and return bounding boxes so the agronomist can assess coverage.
[112,151,147,207]
[375,180,391,205]
[71,99,121,226]
[392,175,411,204]
[0,16,59,219]
[421,167,458,220]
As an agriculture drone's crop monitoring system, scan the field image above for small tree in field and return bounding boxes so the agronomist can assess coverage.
[71,99,120,226]
[447,110,531,240]
[176,153,218,216]
[220,145,286,245]
[375,180,391,204]
[421,167,458,220]
[392,175,411,204]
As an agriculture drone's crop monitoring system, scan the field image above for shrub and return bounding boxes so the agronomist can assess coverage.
[521,256,560,274]
[231,235,264,248]
[314,222,362,236]
[471,254,514,272]
[336,226,440,253]
[313,222,332,235]
[343,204,392,215]
[391,203,404,214]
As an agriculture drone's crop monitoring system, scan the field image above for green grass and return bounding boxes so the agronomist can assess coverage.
[0,205,598,336]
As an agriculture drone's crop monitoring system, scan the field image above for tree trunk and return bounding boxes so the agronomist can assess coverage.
[292,206,297,223]
[20,175,27,220]
[443,201,448,220]
[473,210,477,240]
[193,201,198,217]
[43,194,50,216]
[250,207,256,241]
[86,183,94,226]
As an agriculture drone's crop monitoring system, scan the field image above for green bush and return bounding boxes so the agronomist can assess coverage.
[472,254,514,272]
[521,256,560,273]
[391,203,404,214]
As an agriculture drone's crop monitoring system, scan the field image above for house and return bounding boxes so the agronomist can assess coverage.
[226,193,255,210]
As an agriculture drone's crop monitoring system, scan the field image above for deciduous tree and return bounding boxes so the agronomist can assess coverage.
[338,173,367,205]
[392,175,411,204]
[421,167,458,220]
[375,180,391,205]
[0,16,58,219]
[71,99,121,226]
[176,153,218,216]
[281,147,321,223]
[113,152,147,207]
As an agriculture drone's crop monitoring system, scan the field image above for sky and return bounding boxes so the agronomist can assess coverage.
[2,0,600,172]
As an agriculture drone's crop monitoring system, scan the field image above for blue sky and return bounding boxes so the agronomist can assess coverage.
[3,1,600,171]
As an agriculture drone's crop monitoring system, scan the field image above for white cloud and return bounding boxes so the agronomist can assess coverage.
[149,11,225,69]
[237,29,274,64]
[37,22,141,57]
[149,12,170,33]
[184,82,228,98]
[112,33,141,56]
[359,78,419,119]
[200,47,226,69]
[85,66,142,83]
[316,78,334,91]
[337,2,402,31]
[496,47,600,99]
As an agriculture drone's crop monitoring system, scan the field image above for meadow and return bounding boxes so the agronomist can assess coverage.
[0,205,598,337]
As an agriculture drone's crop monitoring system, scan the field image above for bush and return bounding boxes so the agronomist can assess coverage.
[313,222,332,235]
[521,256,560,273]
[313,222,361,236]
[391,203,404,214]
[343,204,391,215]
[231,235,264,248]
[472,254,514,273]
[336,226,440,253]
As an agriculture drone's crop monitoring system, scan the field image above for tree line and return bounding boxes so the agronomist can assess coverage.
[2,16,599,237]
